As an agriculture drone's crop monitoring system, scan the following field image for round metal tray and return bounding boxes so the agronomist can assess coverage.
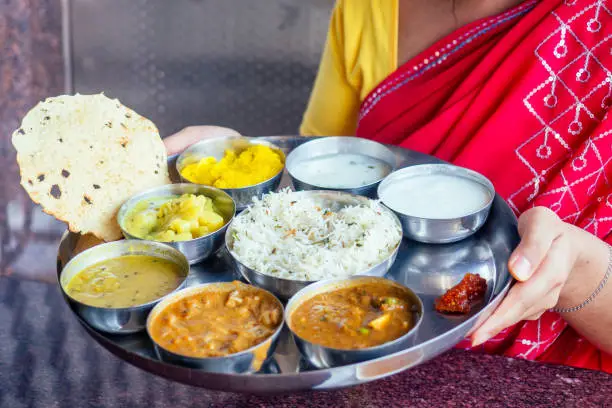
[56,136,518,394]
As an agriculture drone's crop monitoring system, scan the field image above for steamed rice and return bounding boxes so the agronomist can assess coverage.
[229,189,402,281]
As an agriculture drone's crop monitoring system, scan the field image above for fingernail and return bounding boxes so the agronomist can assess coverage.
[510,255,532,281]
[471,332,491,347]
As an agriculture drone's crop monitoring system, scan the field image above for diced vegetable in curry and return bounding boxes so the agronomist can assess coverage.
[149,282,282,358]
[290,282,415,349]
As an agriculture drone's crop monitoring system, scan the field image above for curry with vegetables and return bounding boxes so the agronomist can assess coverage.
[65,255,185,308]
[290,282,415,349]
[149,282,283,358]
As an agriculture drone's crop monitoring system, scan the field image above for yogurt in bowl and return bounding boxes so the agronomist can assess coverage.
[378,164,495,243]
[379,173,492,219]
[286,137,396,198]
[290,152,393,189]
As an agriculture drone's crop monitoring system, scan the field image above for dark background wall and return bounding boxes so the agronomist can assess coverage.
[69,0,333,137]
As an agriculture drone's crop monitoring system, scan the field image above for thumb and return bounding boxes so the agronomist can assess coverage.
[164,126,241,155]
[509,208,561,282]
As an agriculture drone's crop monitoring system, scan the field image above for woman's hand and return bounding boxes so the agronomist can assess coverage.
[164,126,241,155]
[471,207,584,346]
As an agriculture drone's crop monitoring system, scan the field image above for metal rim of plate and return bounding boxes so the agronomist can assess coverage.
[56,136,519,394]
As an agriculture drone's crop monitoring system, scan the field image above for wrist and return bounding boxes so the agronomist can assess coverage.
[567,223,589,269]
[556,224,607,308]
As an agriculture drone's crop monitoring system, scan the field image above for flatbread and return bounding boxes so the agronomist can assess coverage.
[12,93,170,241]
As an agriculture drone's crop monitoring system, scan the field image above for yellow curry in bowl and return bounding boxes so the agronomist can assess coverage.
[148,281,283,358]
[123,193,226,242]
[65,255,186,308]
[180,144,284,189]
[290,281,416,350]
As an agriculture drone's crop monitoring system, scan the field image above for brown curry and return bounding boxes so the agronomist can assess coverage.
[290,282,415,350]
[149,282,282,358]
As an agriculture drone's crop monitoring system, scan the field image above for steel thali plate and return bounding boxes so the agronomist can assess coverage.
[56,136,518,394]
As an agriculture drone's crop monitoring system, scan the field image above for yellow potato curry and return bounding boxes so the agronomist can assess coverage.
[65,255,185,308]
[124,193,225,242]
[149,282,282,358]
[291,282,415,349]
[180,145,284,188]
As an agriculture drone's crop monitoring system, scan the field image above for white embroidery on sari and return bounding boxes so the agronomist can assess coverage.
[509,1,612,225]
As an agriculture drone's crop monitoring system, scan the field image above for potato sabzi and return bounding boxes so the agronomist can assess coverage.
[124,193,225,242]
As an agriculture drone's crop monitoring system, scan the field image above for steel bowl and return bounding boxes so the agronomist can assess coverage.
[285,136,396,198]
[59,240,190,334]
[146,282,285,373]
[285,276,424,369]
[117,183,236,264]
[225,190,403,300]
[176,136,285,211]
[377,164,495,244]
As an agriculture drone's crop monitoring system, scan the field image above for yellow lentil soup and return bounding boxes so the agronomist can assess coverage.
[180,145,284,188]
[65,255,185,308]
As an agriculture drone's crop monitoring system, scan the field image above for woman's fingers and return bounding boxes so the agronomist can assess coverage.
[164,126,241,155]
[509,207,562,281]
[471,234,572,346]
[524,310,546,321]
[471,283,527,346]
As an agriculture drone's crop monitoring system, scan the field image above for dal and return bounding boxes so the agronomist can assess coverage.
[65,255,185,308]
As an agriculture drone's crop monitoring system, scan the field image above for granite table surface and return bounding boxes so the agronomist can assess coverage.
[1,0,612,407]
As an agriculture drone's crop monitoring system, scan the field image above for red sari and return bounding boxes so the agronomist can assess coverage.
[356,0,612,372]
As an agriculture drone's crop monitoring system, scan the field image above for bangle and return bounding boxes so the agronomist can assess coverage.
[552,243,612,314]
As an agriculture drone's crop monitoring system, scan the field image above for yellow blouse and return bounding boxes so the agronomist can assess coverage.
[299,0,398,136]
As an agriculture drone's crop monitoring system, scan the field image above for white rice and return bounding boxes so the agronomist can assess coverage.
[229,189,402,281]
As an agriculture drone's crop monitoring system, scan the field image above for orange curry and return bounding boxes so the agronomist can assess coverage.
[149,282,282,358]
[291,282,415,350]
